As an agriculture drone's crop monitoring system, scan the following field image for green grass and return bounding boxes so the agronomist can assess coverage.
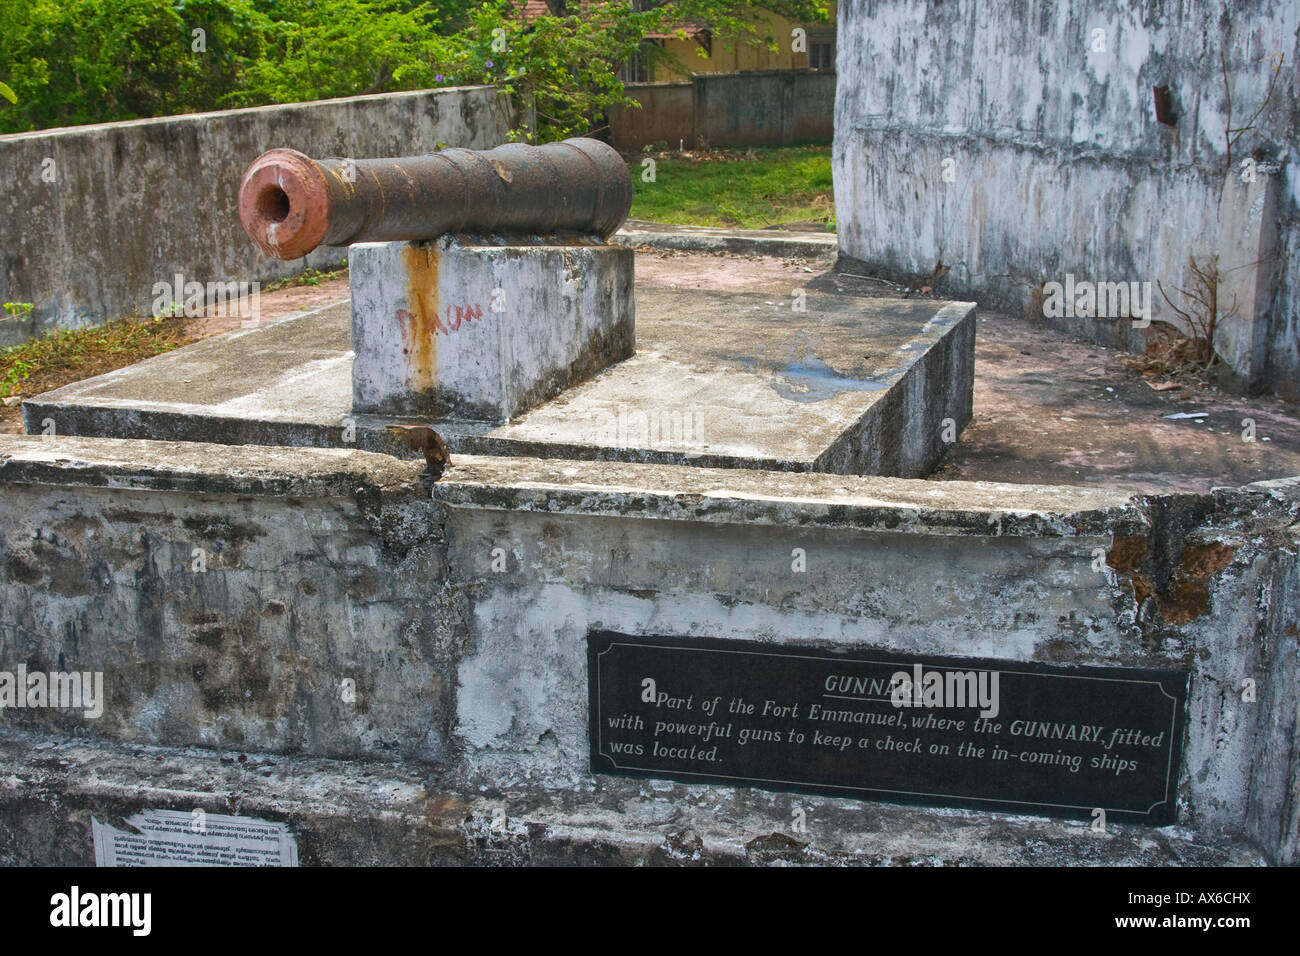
[628,146,833,229]
[262,264,348,293]
[0,314,194,399]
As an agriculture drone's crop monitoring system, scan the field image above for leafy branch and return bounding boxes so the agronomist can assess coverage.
[0,0,831,140]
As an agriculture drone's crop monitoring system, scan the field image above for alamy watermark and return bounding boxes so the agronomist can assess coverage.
[0,665,104,718]
[152,272,261,327]
[600,403,705,449]
[1042,274,1151,328]
[887,663,1000,719]
[50,886,150,936]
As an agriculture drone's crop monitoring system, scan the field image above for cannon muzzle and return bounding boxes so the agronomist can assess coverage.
[238,137,632,259]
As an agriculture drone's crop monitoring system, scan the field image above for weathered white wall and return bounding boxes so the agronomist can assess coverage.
[350,238,635,422]
[0,441,456,761]
[833,0,1300,397]
[2,437,1297,861]
[441,466,1299,854]
[0,87,512,345]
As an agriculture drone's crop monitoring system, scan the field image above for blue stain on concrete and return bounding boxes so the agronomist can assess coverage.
[771,356,888,402]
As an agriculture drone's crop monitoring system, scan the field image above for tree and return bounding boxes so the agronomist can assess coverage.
[0,0,831,137]
[231,1,454,107]
[0,0,272,132]
[461,0,831,140]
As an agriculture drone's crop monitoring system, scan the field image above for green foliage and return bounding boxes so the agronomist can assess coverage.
[0,0,274,130]
[1,358,36,398]
[229,1,455,108]
[629,146,833,228]
[0,304,39,397]
[463,1,663,141]
[471,1,829,140]
[0,304,38,395]
[0,0,830,140]
[0,313,191,398]
[262,265,346,292]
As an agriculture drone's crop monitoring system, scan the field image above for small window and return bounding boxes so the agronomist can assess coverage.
[619,39,662,84]
[810,42,835,71]
[619,55,649,84]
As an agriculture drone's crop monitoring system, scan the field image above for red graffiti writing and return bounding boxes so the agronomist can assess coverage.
[443,302,484,332]
[396,302,485,336]
[395,302,485,338]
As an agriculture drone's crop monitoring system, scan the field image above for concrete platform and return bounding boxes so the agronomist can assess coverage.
[24,287,974,478]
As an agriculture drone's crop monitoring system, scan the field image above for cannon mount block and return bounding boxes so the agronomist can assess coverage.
[350,236,635,423]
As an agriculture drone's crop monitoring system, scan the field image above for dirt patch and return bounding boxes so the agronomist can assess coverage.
[634,247,833,294]
[189,274,351,337]
[2,316,198,434]
[930,306,1300,494]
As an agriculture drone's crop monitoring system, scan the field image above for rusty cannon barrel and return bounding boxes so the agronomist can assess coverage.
[238,137,633,260]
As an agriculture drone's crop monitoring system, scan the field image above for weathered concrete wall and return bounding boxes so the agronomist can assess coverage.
[697,70,836,148]
[0,87,511,345]
[833,0,1300,398]
[0,727,1259,866]
[1243,478,1300,864]
[437,460,1300,857]
[350,238,635,422]
[610,84,695,152]
[0,440,458,761]
[1272,221,1300,394]
[612,71,836,151]
[1,436,1297,862]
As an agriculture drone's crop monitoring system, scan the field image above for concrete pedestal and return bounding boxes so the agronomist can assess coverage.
[350,237,634,422]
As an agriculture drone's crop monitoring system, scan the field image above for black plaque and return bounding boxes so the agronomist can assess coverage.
[588,631,1188,825]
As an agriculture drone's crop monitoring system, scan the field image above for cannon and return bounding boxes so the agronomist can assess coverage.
[238,137,633,259]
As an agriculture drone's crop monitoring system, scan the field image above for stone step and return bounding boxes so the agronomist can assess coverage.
[0,727,1264,867]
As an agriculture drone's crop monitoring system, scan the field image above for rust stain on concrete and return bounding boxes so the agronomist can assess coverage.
[1152,541,1236,624]
[1179,541,1236,581]
[1107,535,1147,573]
[1123,539,1236,624]
[399,243,440,392]
[1132,571,1153,608]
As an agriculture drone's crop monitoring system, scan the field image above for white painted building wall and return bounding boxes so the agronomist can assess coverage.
[833,0,1300,396]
